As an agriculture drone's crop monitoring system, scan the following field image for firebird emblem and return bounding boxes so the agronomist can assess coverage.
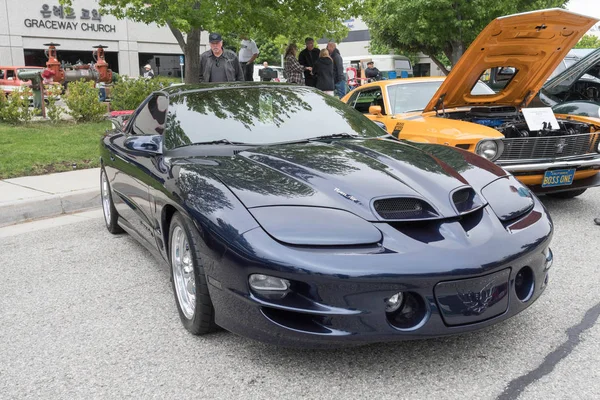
[457,282,494,315]
[555,138,568,154]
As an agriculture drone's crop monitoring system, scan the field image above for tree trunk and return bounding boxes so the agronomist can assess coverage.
[167,23,202,84]
[184,28,201,84]
[450,41,465,66]
[428,55,449,76]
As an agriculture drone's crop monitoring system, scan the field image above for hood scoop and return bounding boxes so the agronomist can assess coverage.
[372,197,440,221]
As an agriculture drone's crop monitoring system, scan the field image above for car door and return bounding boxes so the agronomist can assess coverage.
[107,94,168,246]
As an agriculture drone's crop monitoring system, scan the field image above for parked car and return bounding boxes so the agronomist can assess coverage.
[0,66,44,94]
[531,47,600,118]
[100,82,553,347]
[341,9,600,199]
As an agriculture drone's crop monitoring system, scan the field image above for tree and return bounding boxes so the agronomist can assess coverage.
[256,41,282,66]
[575,34,600,49]
[60,0,364,83]
[363,0,567,75]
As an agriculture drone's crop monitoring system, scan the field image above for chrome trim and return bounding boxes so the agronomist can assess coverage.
[500,156,600,172]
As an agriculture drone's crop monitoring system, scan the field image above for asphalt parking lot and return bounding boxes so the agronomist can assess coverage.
[1,191,599,399]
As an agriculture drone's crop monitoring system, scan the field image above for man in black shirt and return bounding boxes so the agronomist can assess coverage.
[365,61,381,81]
[298,37,320,87]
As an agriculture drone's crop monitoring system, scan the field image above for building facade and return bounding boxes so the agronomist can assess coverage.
[318,17,445,77]
[0,0,209,77]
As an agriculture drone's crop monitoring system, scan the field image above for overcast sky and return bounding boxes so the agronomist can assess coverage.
[566,0,600,19]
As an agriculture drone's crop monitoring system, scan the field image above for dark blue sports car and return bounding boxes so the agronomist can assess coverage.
[100,83,554,347]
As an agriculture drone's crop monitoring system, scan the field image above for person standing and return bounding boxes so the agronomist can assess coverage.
[298,37,320,87]
[365,61,381,81]
[283,44,310,85]
[326,41,346,98]
[313,49,335,96]
[239,35,259,82]
[259,62,274,81]
[199,33,244,82]
[143,64,155,79]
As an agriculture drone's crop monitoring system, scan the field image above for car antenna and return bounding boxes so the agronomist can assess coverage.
[434,94,446,117]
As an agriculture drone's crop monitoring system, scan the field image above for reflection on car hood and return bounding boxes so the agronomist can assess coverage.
[542,47,600,95]
[184,139,507,221]
[424,9,598,112]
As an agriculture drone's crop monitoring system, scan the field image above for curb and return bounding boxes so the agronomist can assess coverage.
[0,188,101,227]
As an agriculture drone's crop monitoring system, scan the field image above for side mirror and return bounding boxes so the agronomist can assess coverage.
[124,135,163,155]
[369,105,382,116]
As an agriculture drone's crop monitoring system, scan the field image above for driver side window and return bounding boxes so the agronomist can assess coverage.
[353,88,385,114]
[130,95,168,136]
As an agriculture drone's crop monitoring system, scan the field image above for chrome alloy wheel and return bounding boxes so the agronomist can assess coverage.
[171,226,196,319]
[101,171,111,225]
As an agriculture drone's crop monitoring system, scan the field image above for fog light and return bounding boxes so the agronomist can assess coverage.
[385,292,404,312]
[544,248,553,270]
[249,274,290,291]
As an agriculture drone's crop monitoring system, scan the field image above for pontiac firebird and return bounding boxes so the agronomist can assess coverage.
[100,84,553,347]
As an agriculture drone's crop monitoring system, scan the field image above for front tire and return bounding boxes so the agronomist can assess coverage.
[100,167,124,234]
[169,212,217,335]
[546,189,587,199]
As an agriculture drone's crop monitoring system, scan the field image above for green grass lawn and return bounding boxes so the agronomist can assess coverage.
[0,121,110,179]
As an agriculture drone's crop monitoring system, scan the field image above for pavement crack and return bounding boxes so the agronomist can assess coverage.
[3,181,54,195]
[497,301,600,400]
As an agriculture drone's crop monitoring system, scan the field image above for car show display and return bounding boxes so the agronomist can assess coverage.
[100,83,553,347]
[342,9,600,199]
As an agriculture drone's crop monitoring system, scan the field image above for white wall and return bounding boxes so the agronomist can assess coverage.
[2,0,205,76]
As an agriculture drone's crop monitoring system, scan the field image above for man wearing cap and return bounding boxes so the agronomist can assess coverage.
[143,64,155,79]
[365,61,381,82]
[298,38,320,87]
[199,33,244,83]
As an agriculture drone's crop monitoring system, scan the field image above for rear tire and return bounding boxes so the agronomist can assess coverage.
[100,167,124,234]
[546,189,587,199]
[169,212,217,335]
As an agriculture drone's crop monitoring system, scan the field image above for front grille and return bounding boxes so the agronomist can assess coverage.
[373,198,438,220]
[498,133,599,161]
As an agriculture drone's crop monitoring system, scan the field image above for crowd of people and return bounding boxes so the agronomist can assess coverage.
[197,32,349,98]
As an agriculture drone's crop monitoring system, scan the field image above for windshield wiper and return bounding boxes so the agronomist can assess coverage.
[403,108,424,113]
[189,139,248,146]
[308,133,358,141]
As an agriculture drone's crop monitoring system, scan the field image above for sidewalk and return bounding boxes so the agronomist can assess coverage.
[0,168,100,227]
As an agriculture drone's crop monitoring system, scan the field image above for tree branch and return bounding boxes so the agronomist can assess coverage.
[167,22,187,50]
[428,54,450,76]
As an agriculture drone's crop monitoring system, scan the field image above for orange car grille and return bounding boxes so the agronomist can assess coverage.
[498,133,600,161]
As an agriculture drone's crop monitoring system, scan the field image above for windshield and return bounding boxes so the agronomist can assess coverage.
[544,49,600,95]
[387,80,494,114]
[165,87,384,148]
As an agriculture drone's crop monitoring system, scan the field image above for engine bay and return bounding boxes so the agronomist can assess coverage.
[445,106,594,138]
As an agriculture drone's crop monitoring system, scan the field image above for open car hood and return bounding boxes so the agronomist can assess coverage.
[542,47,600,96]
[424,9,598,112]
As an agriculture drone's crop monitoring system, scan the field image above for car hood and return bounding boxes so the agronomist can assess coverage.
[424,9,598,113]
[542,47,600,96]
[182,139,507,222]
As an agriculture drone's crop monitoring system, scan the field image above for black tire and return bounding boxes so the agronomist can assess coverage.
[100,167,124,234]
[546,189,587,199]
[169,212,217,335]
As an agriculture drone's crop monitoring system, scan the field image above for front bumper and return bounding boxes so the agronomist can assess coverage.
[499,155,600,173]
[205,201,553,348]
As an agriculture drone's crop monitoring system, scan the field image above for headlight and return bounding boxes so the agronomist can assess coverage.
[597,134,600,153]
[481,176,534,222]
[249,206,382,246]
[476,139,504,161]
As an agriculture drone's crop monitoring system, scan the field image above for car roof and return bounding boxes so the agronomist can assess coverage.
[354,77,446,90]
[160,82,312,96]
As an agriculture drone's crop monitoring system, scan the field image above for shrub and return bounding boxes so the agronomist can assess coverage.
[110,76,173,111]
[63,80,106,122]
[45,84,63,123]
[0,87,36,124]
